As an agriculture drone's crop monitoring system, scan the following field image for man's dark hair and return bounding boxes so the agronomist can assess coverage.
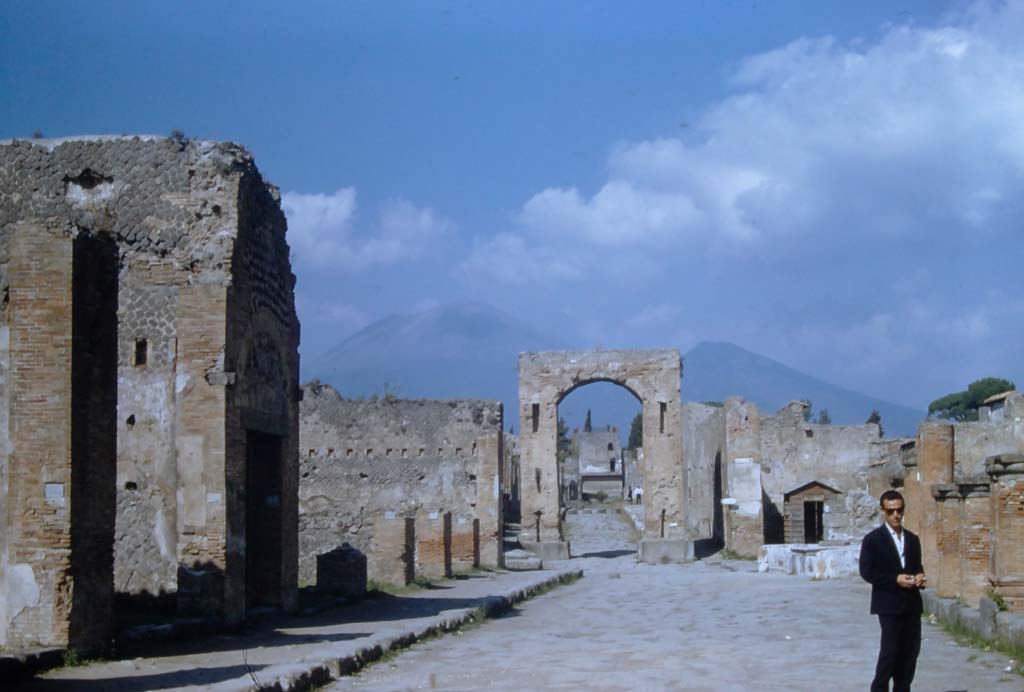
[879,489,905,507]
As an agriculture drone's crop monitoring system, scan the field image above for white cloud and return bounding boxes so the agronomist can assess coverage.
[282,188,454,271]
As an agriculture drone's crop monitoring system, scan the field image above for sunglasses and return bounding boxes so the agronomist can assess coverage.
[884,507,905,515]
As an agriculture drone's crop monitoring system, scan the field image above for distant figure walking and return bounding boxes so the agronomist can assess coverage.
[626,486,633,502]
[634,486,643,505]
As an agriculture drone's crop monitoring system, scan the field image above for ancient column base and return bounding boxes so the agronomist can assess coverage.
[638,538,694,564]
[520,540,571,561]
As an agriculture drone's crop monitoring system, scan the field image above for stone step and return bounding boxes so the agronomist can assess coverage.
[504,549,543,571]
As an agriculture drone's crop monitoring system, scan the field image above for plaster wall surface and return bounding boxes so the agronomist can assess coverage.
[953,393,1024,478]
[298,384,502,584]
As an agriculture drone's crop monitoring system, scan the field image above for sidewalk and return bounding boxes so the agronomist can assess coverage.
[13,567,581,692]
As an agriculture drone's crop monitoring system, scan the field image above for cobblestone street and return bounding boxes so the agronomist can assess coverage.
[330,505,1023,692]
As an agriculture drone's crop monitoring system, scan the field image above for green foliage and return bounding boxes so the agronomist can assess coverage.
[32,129,44,139]
[627,412,643,449]
[928,377,1016,422]
[815,408,832,425]
[583,409,592,432]
[866,409,884,437]
[556,417,573,465]
[701,400,724,407]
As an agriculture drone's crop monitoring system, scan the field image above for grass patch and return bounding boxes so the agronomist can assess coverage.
[719,549,756,561]
[933,615,1024,676]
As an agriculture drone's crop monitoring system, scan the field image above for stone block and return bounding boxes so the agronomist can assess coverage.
[638,538,693,564]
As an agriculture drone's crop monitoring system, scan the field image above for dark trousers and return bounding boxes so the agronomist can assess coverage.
[871,612,921,692]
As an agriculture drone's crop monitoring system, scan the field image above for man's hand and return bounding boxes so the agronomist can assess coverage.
[897,574,916,588]
[914,573,926,589]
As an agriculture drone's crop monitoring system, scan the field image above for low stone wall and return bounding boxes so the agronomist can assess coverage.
[923,590,1024,652]
[757,543,860,579]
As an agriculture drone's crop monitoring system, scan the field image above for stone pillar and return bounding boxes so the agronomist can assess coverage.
[959,483,991,608]
[416,509,452,580]
[986,453,1024,610]
[516,396,567,559]
[368,514,415,586]
[475,429,504,568]
[638,389,689,563]
[722,398,763,559]
[4,226,117,652]
[930,484,961,600]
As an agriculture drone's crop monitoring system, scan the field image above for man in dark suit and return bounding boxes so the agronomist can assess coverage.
[859,489,926,692]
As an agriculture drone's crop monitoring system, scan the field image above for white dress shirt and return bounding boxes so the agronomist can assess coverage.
[885,523,905,569]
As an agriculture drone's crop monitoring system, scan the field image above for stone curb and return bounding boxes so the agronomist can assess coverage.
[204,568,583,692]
[923,589,1024,651]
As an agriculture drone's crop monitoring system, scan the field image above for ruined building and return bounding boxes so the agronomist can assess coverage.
[298,384,504,586]
[561,426,624,501]
[0,136,300,652]
[902,391,1024,609]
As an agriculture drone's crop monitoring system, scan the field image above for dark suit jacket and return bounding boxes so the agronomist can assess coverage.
[859,524,924,616]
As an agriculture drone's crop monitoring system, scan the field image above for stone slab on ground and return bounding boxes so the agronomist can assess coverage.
[11,568,580,692]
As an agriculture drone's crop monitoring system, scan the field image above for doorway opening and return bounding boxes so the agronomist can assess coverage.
[246,430,283,607]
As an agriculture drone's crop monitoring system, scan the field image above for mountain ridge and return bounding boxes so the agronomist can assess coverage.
[303,303,925,437]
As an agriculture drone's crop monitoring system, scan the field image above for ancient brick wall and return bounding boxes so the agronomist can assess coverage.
[0,136,300,641]
[298,385,502,584]
[723,398,763,558]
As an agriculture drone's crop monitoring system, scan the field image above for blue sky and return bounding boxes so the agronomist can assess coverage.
[3,0,1022,410]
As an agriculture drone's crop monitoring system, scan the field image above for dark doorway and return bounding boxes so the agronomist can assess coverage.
[246,430,283,607]
[803,501,824,543]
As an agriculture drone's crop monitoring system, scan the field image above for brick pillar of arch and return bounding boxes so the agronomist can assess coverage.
[517,349,687,563]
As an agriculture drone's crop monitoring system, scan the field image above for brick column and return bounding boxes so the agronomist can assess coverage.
[909,423,953,578]
[931,484,961,600]
[959,483,991,607]
[986,453,1024,610]
[416,510,452,580]
[368,514,415,586]
[450,513,476,573]
[5,226,117,652]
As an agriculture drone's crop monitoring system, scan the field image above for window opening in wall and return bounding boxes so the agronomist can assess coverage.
[472,442,477,455]
[456,447,463,456]
[327,448,334,456]
[124,481,138,491]
[535,467,542,492]
[346,448,353,457]
[134,338,148,366]
[401,448,408,458]
[418,448,425,457]
[805,429,814,438]
[607,442,614,451]
[366,448,373,456]
[386,448,392,457]
[659,402,666,433]
[126,414,135,430]
[437,447,443,455]
[531,403,540,433]
[308,449,314,457]
[610,459,616,472]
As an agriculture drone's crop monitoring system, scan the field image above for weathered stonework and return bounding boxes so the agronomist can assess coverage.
[0,136,300,649]
[517,350,685,562]
[298,385,503,586]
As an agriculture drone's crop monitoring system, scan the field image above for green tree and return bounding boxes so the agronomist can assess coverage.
[583,409,592,432]
[928,377,1016,422]
[815,408,832,425]
[866,409,884,438]
[556,417,572,465]
[627,412,643,449]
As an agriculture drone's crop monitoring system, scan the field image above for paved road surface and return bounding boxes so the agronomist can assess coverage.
[329,506,1023,691]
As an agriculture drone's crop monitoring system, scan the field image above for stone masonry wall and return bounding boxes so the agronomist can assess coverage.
[298,384,502,585]
[759,401,883,543]
[683,402,725,541]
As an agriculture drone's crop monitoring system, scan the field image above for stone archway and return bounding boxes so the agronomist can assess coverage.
[517,349,690,563]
